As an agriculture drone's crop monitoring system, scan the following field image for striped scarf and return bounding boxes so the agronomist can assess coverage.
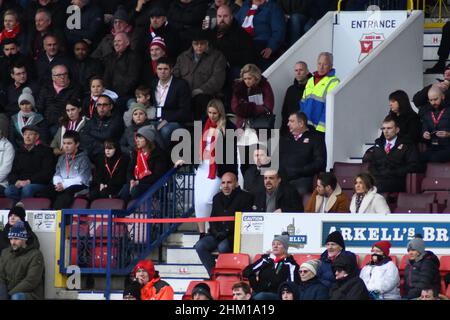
[241,4,258,36]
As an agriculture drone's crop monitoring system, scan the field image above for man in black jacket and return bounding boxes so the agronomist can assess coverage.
[253,169,303,212]
[70,40,103,94]
[364,115,420,193]
[5,125,55,202]
[35,34,72,84]
[194,172,254,277]
[279,111,326,196]
[243,144,271,195]
[147,6,181,59]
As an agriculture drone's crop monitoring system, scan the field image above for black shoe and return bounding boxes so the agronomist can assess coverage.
[425,61,445,74]
[199,232,207,239]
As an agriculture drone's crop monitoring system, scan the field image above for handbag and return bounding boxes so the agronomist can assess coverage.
[248,106,275,130]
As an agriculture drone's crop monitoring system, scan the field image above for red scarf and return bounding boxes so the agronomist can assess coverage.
[200,118,218,179]
[241,4,258,36]
[0,23,21,44]
[313,71,327,85]
[134,149,152,180]
[151,60,157,74]
[111,24,133,36]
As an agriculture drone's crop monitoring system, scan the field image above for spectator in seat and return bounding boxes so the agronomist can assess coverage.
[150,57,192,147]
[0,204,40,253]
[232,281,252,300]
[124,259,174,300]
[0,39,35,92]
[243,144,271,195]
[89,140,129,200]
[281,61,312,135]
[192,282,214,300]
[192,99,237,235]
[119,125,169,202]
[91,5,141,61]
[147,6,181,60]
[300,52,340,133]
[279,111,326,196]
[364,115,420,193]
[235,0,286,71]
[64,0,103,48]
[349,172,391,214]
[167,0,209,52]
[5,125,54,202]
[37,64,83,136]
[35,34,71,84]
[297,259,329,300]
[403,234,441,300]
[142,36,168,87]
[0,128,14,197]
[359,241,400,300]
[317,230,357,289]
[81,76,118,119]
[382,90,421,144]
[278,0,313,46]
[305,172,350,213]
[9,87,49,149]
[123,86,156,128]
[25,0,67,32]
[52,130,91,209]
[122,280,141,300]
[0,221,44,300]
[0,10,26,52]
[4,61,39,117]
[418,287,446,300]
[173,30,227,120]
[194,172,253,277]
[414,65,450,111]
[103,32,142,103]
[252,169,303,212]
[51,99,88,157]
[329,253,370,300]
[425,21,450,74]
[420,85,450,163]
[278,281,298,300]
[70,40,103,94]
[243,233,299,300]
[80,94,124,160]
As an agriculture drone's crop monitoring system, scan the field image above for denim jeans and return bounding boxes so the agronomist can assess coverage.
[5,184,48,201]
[11,292,27,300]
[160,122,182,149]
[288,14,315,46]
[194,234,232,277]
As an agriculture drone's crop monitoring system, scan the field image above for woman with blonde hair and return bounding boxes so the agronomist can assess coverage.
[194,99,237,236]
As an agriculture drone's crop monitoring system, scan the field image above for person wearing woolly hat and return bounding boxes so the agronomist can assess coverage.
[149,37,168,77]
[403,234,441,299]
[127,259,174,300]
[18,87,35,108]
[113,5,129,24]
[8,220,28,241]
[278,281,298,300]
[317,230,357,289]
[192,282,214,300]
[298,259,329,300]
[359,241,400,300]
[273,233,289,252]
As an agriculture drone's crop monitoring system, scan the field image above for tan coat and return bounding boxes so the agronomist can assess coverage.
[305,184,350,213]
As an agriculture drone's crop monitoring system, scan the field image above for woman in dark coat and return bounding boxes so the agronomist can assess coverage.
[298,259,329,300]
[329,253,370,300]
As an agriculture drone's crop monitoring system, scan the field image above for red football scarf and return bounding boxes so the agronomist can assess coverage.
[134,149,152,180]
[241,4,258,36]
[0,23,21,44]
[200,118,218,179]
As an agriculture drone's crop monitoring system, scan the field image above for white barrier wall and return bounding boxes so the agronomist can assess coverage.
[326,10,424,168]
[263,11,335,129]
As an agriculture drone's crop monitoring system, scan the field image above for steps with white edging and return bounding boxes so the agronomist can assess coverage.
[156,263,209,278]
[166,246,202,264]
[164,277,207,293]
[164,232,200,247]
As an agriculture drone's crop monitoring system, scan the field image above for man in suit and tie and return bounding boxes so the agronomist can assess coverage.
[150,57,192,147]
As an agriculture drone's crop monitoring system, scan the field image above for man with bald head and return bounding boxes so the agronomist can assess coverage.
[103,32,142,101]
[194,172,254,277]
[420,84,450,162]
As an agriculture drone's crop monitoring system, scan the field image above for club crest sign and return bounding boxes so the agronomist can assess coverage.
[359,33,385,63]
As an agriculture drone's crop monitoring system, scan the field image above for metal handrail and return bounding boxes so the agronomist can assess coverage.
[337,0,414,12]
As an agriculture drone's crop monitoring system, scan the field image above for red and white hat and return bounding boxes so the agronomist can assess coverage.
[150,36,167,53]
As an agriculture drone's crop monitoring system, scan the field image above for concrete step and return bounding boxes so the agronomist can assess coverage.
[164,277,207,293]
[77,291,124,300]
[423,33,442,46]
[177,222,198,232]
[165,232,200,247]
[424,46,440,60]
[156,263,209,278]
[166,246,202,264]
[174,293,183,300]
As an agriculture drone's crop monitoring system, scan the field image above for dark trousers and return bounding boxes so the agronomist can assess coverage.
[375,177,406,193]
[192,94,213,121]
[421,145,450,163]
[53,185,87,209]
[119,183,152,203]
[194,234,232,277]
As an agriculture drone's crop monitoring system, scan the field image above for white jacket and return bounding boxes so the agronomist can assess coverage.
[0,137,14,187]
[360,260,401,300]
[350,187,391,214]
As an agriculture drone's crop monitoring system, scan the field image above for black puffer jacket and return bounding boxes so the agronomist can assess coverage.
[404,251,441,299]
[243,253,300,294]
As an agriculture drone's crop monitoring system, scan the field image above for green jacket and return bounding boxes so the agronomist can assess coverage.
[0,240,45,300]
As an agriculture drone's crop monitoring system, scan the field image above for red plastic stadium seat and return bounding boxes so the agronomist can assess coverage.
[182,280,220,300]
[211,253,251,281]
[90,199,125,210]
[253,254,262,263]
[420,163,450,204]
[399,254,409,276]
[333,162,369,190]
[393,192,435,213]
[71,198,89,209]
[0,198,13,209]
[21,198,51,210]
[439,255,450,292]
[293,254,321,266]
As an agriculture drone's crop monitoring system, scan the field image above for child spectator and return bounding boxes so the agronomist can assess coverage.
[82,76,118,119]
[89,140,129,200]
[123,86,156,127]
[52,131,91,209]
[50,100,88,156]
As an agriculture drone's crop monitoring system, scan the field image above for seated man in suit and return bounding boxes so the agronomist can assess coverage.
[253,169,303,213]
[151,57,192,148]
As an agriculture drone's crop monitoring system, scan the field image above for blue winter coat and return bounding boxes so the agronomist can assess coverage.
[298,277,330,300]
[317,250,357,288]
[234,0,286,52]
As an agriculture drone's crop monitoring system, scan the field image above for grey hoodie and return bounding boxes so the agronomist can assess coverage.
[53,150,92,188]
